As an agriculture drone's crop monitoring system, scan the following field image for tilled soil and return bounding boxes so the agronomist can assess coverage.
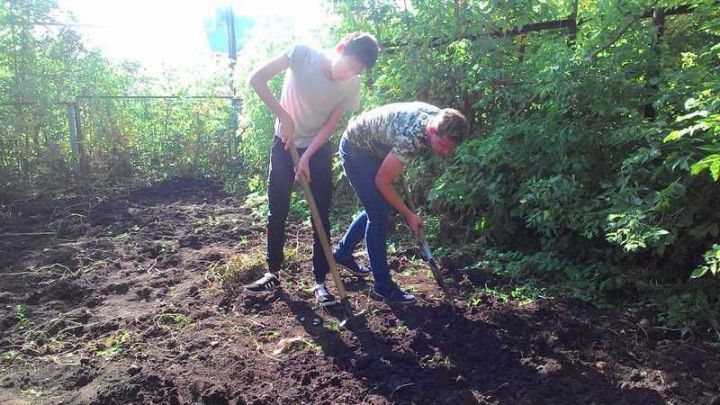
[1,179,719,404]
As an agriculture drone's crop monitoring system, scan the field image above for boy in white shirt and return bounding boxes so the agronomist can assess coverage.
[243,33,379,307]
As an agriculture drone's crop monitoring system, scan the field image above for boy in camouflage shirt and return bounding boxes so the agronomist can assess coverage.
[333,102,469,304]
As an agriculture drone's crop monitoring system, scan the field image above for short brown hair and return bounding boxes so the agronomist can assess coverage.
[340,32,379,69]
[434,108,469,143]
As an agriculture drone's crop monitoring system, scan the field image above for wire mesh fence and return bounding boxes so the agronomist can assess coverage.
[0,96,241,190]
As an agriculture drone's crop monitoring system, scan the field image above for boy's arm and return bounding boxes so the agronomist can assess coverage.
[295,106,343,181]
[375,154,424,235]
[248,53,294,145]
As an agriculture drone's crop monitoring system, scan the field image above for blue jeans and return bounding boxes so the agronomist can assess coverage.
[334,137,394,290]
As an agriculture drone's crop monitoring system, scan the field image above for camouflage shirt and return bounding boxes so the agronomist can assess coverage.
[342,102,440,165]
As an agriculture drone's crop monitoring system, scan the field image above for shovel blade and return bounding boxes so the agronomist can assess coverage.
[427,258,455,303]
[338,298,354,328]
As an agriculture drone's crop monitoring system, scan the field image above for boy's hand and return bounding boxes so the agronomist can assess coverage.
[295,154,311,182]
[279,112,295,150]
[404,212,424,236]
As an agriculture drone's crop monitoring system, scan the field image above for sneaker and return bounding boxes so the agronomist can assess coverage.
[314,284,336,307]
[371,284,416,305]
[333,251,371,278]
[243,272,280,296]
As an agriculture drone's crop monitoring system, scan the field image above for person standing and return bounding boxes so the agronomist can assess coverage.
[243,33,379,307]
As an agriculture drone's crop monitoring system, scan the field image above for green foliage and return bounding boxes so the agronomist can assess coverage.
[1,349,20,364]
[205,250,267,288]
[330,0,720,334]
[93,330,131,360]
[655,287,720,338]
[663,79,720,182]
[606,210,671,252]
[476,248,720,337]
[242,189,270,220]
[692,244,720,279]
[0,1,241,191]
[15,304,28,331]
[3,0,719,336]
[470,282,548,307]
[474,249,626,303]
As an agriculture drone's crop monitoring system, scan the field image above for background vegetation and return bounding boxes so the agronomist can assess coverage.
[1,0,718,337]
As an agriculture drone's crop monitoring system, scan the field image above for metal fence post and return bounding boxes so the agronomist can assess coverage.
[66,102,80,173]
[73,100,86,173]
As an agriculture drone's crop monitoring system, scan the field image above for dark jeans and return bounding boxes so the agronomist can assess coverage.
[334,137,394,290]
[266,136,332,284]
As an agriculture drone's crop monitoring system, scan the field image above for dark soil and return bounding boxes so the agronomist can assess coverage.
[1,179,719,404]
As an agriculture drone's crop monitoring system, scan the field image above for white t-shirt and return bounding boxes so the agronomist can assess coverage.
[276,44,361,148]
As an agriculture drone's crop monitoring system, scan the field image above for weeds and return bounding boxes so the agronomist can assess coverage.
[469,283,547,307]
[326,322,343,334]
[156,312,189,325]
[242,191,270,221]
[155,311,196,335]
[193,213,240,234]
[159,240,179,254]
[301,338,323,355]
[93,330,131,361]
[16,304,28,331]
[1,350,20,364]
[389,320,409,336]
[21,387,42,398]
[204,250,266,289]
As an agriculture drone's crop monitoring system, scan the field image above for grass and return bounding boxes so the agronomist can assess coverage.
[301,338,324,355]
[16,304,28,331]
[159,240,179,254]
[192,213,241,234]
[230,325,265,352]
[156,312,190,326]
[257,330,281,343]
[204,250,266,289]
[420,353,454,369]
[45,332,72,354]
[1,350,20,364]
[155,311,197,337]
[389,320,409,336]
[21,387,42,398]
[401,256,426,276]
[469,283,548,307]
[326,321,344,334]
[242,191,272,221]
[93,330,131,361]
[2,312,82,367]
[403,284,420,294]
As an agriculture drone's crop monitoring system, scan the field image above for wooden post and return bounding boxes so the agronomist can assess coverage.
[568,0,578,48]
[653,8,666,43]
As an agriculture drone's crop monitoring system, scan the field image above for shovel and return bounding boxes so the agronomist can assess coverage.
[402,181,455,305]
[287,143,354,328]
[416,228,455,304]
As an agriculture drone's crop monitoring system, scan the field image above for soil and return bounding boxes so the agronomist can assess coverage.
[1,178,719,405]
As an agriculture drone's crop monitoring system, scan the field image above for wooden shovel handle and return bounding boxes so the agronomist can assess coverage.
[287,143,348,299]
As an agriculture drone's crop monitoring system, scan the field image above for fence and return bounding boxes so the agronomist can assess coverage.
[0,96,241,187]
